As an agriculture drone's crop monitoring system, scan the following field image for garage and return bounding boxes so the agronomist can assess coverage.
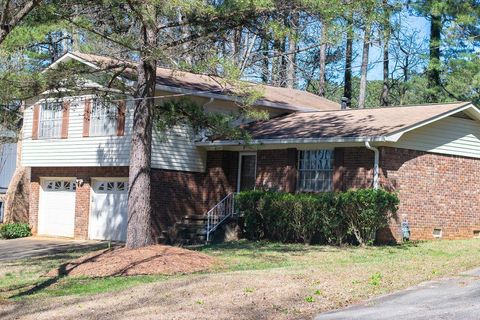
[38,179,76,237]
[88,178,128,241]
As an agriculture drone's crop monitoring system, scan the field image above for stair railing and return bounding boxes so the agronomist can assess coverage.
[206,192,235,243]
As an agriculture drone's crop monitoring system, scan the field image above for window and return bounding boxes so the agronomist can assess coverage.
[298,150,333,192]
[39,101,63,138]
[90,99,118,136]
[94,180,128,193]
[44,180,76,191]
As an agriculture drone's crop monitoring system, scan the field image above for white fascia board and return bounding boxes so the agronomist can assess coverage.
[196,136,388,147]
[385,102,477,142]
[154,84,319,112]
[43,53,100,73]
[48,53,326,113]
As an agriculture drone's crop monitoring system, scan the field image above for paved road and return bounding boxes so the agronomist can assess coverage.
[316,268,480,320]
[0,237,107,261]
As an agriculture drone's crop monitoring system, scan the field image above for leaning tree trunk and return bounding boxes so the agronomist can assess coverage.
[126,4,158,249]
[380,0,390,106]
[427,12,442,102]
[358,22,371,109]
[318,21,328,97]
[285,11,298,89]
[343,13,353,106]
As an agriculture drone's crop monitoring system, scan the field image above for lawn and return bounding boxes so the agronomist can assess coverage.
[1,239,480,319]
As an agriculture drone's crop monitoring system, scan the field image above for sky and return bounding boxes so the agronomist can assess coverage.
[366,14,430,80]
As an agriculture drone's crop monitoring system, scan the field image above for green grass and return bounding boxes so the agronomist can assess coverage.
[1,239,480,302]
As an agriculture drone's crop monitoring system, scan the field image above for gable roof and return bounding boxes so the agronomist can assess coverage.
[50,52,340,112]
[198,102,480,146]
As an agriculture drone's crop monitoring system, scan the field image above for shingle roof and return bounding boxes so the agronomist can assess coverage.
[242,102,473,140]
[67,52,340,112]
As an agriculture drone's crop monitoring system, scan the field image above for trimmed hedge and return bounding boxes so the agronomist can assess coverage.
[0,223,32,239]
[236,189,399,245]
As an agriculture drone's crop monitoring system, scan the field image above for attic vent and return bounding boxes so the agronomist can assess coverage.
[474,230,480,238]
[433,228,442,238]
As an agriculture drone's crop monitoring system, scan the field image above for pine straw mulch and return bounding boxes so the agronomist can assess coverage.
[47,245,219,278]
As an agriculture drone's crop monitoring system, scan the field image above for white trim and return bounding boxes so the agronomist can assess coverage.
[46,52,329,113]
[385,103,478,141]
[197,103,480,147]
[197,136,389,148]
[237,152,257,192]
[155,84,320,112]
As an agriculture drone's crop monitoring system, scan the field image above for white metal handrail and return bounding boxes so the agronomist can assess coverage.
[206,192,235,243]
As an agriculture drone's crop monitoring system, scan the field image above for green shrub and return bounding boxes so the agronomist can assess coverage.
[0,223,32,239]
[339,189,399,246]
[236,189,398,246]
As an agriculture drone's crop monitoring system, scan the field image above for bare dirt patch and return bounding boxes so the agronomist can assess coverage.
[47,245,218,277]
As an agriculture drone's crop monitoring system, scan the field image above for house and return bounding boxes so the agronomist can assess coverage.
[22,51,480,243]
[0,126,19,223]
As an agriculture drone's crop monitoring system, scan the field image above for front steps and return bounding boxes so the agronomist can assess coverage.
[170,215,208,245]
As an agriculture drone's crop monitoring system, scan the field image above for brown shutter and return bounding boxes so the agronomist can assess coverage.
[333,148,345,192]
[61,101,70,139]
[83,98,92,137]
[32,104,40,140]
[116,100,126,136]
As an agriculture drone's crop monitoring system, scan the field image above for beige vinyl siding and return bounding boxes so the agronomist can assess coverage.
[393,116,480,158]
[152,126,206,172]
[22,97,133,167]
[22,96,207,171]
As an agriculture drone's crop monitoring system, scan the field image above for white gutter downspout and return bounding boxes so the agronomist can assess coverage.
[365,141,379,190]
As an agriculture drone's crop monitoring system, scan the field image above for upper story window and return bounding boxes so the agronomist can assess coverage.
[39,101,63,138]
[90,99,118,136]
[298,149,333,193]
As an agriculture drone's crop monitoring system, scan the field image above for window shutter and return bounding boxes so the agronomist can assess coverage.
[83,98,92,137]
[116,100,126,136]
[61,101,70,139]
[32,104,40,140]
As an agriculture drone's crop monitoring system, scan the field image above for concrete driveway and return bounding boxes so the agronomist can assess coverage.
[0,237,107,261]
[316,268,480,320]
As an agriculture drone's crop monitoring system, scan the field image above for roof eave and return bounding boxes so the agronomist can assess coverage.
[196,136,388,147]
[384,102,477,142]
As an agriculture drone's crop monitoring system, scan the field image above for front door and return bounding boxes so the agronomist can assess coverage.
[238,153,257,192]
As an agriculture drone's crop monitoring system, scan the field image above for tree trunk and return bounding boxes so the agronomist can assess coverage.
[177,11,192,65]
[358,23,371,109]
[126,3,157,249]
[231,28,242,67]
[261,38,270,84]
[318,22,328,97]
[343,13,353,106]
[380,0,390,106]
[427,13,442,102]
[285,12,298,89]
[0,0,41,45]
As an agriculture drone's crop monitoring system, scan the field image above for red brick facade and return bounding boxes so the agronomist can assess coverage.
[28,147,480,242]
[380,147,480,241]
[150,151,238,237]
[255,149,297,192]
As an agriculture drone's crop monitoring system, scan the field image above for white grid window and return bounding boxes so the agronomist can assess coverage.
[90,99,118,136]
[298,150,333,192]
[39,102,63,138]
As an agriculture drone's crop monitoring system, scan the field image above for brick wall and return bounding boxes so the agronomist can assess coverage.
[28,147,480,243]
[380,147,480,241]
[30,167,128,239]
[150,151,238,237]
[255,148,297,192]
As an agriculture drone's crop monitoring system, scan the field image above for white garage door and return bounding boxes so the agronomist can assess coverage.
[89,179,128,241]
[38,179,76,237]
